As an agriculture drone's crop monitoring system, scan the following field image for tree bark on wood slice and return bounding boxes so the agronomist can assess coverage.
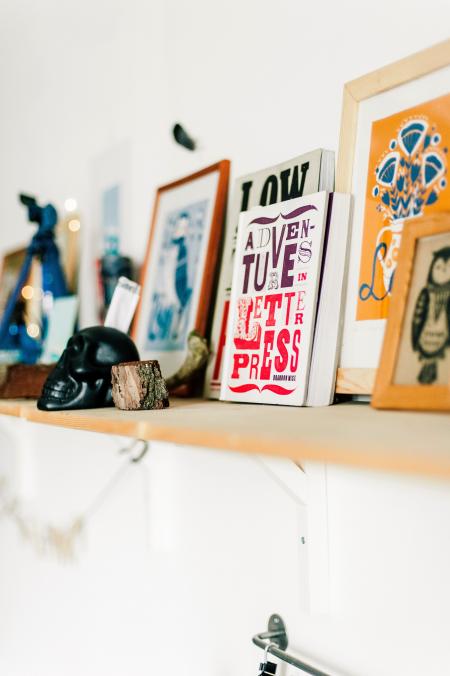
[111,360,169,410]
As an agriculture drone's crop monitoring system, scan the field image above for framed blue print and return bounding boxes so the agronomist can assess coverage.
[132,161,230,378]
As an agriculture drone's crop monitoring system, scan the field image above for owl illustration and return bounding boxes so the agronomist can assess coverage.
[411,246,450,384]
[267,271,279,290]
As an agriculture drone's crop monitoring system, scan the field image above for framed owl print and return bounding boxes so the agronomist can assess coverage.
[372,212,450,411]
[132,160,230,378]
[336,39,450,395]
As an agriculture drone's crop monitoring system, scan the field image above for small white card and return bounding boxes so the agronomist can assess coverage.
[40,296,78,364]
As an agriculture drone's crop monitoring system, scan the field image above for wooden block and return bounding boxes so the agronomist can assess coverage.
[0,364,55,399]
[335,367,376,395]
[111,360,169,411]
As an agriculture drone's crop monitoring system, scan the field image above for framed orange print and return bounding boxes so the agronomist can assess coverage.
[336,39,450,396]
[372,212,450,411]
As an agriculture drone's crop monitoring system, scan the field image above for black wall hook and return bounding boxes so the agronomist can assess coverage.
[172,123,196,151]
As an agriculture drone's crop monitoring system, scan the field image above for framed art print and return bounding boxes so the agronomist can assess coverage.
[0,247,26,319]
[132,160,230,377]
[91,140,131,258]
[336,39,450,395]
[372,212,450,411]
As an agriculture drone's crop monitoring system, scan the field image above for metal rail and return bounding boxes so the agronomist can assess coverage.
[252,614,331,676]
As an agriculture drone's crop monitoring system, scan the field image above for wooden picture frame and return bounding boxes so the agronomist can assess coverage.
[132,160,230,377]
[372,212,450,411]
[336,39,450,395]
[0,246,27,319]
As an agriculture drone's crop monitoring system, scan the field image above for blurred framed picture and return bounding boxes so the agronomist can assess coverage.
[132,161,230,377]
[0,247,27,362]
[0,247,26,318]
[372,212,450,411]
[336,39,450,395]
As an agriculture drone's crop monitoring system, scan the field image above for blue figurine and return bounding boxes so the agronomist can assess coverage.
[171,212,192,339]
[0,194,68,362]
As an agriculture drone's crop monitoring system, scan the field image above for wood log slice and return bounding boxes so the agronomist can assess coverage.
[111,360,169,411]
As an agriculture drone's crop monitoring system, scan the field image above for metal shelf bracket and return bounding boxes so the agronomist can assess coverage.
[252,614,332,676]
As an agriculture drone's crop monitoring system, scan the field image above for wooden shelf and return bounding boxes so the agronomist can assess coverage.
[0,398,449,479]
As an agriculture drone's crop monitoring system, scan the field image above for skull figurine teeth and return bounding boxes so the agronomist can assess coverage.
[38,326,140,411]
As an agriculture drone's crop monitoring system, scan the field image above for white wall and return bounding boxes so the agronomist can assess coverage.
[1,1,450,675]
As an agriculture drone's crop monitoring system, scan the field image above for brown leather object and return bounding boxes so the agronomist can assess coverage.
[0,364,55,399]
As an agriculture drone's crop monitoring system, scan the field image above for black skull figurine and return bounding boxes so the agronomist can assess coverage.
[38,326,140,411]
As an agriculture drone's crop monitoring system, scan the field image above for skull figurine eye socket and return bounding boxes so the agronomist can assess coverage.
[70,337,105,379]
[67,334,84,355]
